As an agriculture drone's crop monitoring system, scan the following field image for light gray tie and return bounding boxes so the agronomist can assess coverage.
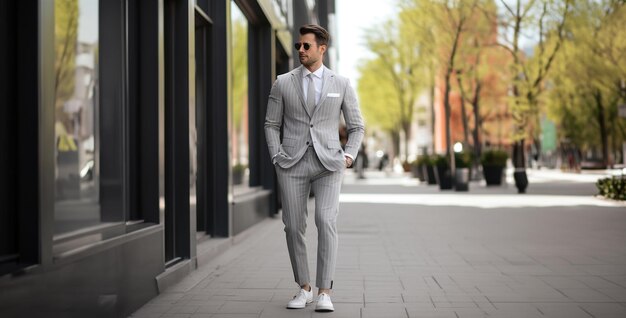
[306,74,316,114]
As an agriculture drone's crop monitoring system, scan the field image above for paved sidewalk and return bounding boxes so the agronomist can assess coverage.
[131,170,626,318]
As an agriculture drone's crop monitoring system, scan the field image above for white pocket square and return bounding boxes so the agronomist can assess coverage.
[327,93,340,97]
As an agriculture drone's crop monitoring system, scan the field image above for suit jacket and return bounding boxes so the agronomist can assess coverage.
[265,65,365,171]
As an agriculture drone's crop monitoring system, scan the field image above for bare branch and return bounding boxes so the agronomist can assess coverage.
[499,0,515,17]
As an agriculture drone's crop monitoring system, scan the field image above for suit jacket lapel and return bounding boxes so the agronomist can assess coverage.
[290,66,311,118]
[312,67,334,117]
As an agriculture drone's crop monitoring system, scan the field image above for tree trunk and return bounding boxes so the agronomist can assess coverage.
[460,97,470,148]
[455,73,471,148]
[430,81,436,155]
[444,69,455,172]
[472,81,482,174]
[513,140,525,168]
[402,121,411,164]
[391,130,400,164]
[594,90,609,168]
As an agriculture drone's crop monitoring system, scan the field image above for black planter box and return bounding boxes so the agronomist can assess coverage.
[434,166,453,190]
[455,168,470,191]
[483,165,504,186]
[423,165,437,185]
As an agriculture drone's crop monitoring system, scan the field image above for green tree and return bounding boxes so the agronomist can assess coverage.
[544,0,626,166]
[54,0,79,127]
[403,0,483,173]
[231,17,248,166]
[362,18,427,163]
[232,18,248,132]
[453,0,500,169]
[496,0,572,174]
[357,57,403,157]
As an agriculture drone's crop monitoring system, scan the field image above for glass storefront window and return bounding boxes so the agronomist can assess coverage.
[231,2,249,192]
[54,0,116,236]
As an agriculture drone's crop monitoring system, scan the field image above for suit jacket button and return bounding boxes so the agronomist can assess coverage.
[306,141,310,145]
[310,124,313,127]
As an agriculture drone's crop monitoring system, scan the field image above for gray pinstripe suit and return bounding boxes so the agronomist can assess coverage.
[265,65,365,289]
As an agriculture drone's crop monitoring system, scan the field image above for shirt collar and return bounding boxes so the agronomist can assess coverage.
[302,65,325,79]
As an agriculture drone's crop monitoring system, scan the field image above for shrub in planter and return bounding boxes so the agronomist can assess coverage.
[233,164,247,185]
[412,155,431,181]
[481,149,508,186]
[433,155,453,190]
[454,152,472,191]
[455,152,473,169]
[422,156,437,185]
[596,176,626,201]
[410,159,423,180]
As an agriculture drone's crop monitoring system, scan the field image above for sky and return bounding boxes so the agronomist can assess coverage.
[336,0,397,87]
[78,0,99,44]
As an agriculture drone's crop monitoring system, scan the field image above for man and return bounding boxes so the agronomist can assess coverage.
[264,24,364,312]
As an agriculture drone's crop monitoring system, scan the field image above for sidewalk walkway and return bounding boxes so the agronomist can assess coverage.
[131,170,626,318]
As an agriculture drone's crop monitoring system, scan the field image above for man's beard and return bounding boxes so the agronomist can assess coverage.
[300,55,317,67]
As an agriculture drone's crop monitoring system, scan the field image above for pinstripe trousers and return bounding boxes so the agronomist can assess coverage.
[275,146,344,289]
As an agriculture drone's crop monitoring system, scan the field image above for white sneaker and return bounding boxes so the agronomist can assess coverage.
[286,287,313,309]
[315,293,334,312]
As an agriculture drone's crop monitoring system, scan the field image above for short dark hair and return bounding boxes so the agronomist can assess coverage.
[299,24,330,46]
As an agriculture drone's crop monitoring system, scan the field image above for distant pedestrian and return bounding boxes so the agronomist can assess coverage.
[264,24,365,312]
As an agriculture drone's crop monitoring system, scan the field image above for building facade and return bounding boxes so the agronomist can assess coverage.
[0,0,333,317]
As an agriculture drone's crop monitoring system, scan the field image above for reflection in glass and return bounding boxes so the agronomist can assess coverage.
[54,0,102,235]
[190,72,198,227]
[231,2,249,191]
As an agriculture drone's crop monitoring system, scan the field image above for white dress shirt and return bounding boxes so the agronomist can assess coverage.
[302,66,324,105]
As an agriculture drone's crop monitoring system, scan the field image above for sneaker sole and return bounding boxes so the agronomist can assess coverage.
[286,301,313,309]
[315,306,334,312]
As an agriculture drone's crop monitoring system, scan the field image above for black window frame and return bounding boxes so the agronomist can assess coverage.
[0,0,40,276]
[195,5,213,236]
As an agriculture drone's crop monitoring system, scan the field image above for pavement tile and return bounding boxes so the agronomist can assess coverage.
[133,304,171,315]
[489,303,543,317]
[602,276,626,289]
[329,290,364,304]
[216,301,265,314]
[432,301,478,309]
[541,276,590,289]
[579,303,626,318]
[311,303,362,318]
[577,276,624,289]
[453,308,490,318]
[166,305,199,314]
[259,302,313,318]
[239,278,281,289]
[405,307,456,318]
[578,265,626,276]
[195,300,225,313]
[361,304,408,318]
[596,288,626,302]
[210,289,274,302]
[364,291,404,303]
[535,303,593,318]
[401,292,433,304]
[558,288,616,302]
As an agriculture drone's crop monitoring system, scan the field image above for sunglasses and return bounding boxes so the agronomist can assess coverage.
[294,42,314,51]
